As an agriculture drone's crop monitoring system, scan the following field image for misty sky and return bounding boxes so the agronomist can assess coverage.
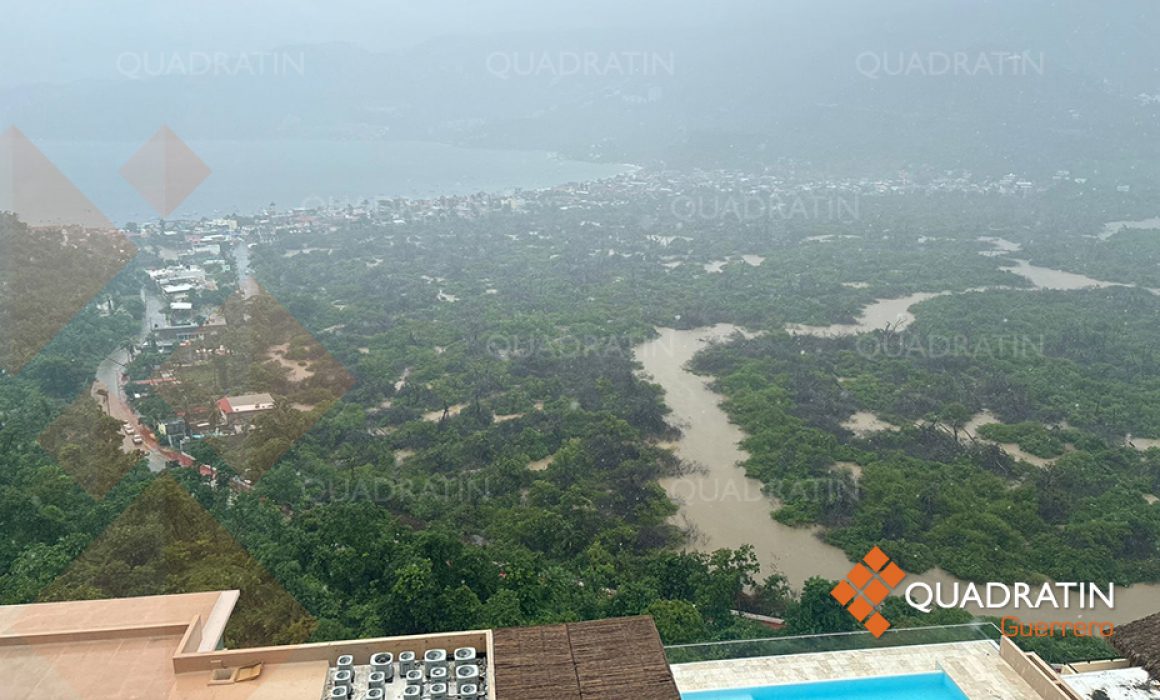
[1,0,936,91]
[0,0,749,89]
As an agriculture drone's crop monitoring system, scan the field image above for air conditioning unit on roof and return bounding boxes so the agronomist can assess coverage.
[425,648,448,669]
[367,670,387,689]
[399,650,418,675]
[456,664,480,682]
[370,651,394,676]
[453,647,477,664]
[332,669,353,692]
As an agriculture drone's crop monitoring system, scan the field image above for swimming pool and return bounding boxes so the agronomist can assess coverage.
[681,671,970,699]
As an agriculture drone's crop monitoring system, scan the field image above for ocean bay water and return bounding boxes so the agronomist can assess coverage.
[32,138,630,225]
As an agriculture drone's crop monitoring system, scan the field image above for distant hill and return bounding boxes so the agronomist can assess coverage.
[3,0,1159,176]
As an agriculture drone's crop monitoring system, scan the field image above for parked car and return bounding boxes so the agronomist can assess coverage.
[132,435,144,445]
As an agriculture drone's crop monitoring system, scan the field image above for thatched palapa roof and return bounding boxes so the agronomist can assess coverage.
[492,615,680,699]
[1112,610,1160,681]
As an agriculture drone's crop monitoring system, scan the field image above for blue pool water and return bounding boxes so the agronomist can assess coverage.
[682,671,970,699]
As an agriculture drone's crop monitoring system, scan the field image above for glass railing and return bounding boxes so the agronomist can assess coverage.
[665,622,1001,665]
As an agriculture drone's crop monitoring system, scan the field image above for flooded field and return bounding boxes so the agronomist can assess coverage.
[1099,218,1160,240]
[422,403,467,422]
[964,410,1055,468]
[842,411,898,436]
[1000,259,1125,291]
[785,292,945,337]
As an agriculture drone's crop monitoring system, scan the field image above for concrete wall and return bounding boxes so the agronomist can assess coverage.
[1062,658,1130,674]
[0,621,189,647]
[172,629,492,674]
[999,637,1084,700]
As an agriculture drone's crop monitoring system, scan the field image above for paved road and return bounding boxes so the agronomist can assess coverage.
[90,241,254,473]
[91,289,172,473]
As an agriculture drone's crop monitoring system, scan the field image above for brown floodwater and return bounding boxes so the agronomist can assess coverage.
[964,410,1054,469]
[637,325,856,586]
[787,252,1157,342]
[635,325,1160,624]
[1000,259,1125,291]
[1099,218,1160,241]
[785,292,945,337]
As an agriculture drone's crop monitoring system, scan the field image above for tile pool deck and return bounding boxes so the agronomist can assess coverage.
[671,640,1040,699]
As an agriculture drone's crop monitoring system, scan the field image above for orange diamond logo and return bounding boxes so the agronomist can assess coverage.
[864,579,891,605]
[146,285,354,482]
[864,613,891,638]
[863,546,890,572]
[0,127,114,229]
[120,125,210,217]
[0,128,136,373]
[37,393,144,499]
[831,580,857,606]
[831,547,906,637]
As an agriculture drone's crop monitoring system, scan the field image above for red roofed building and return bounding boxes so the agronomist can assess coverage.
[217,392,276,431]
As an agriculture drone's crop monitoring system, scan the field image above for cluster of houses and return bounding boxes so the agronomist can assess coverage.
[154,392,277,450]
[146,264,213,329]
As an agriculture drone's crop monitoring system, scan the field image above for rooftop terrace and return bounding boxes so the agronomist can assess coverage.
[0,590,679,700]
[4,592,1158,699]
